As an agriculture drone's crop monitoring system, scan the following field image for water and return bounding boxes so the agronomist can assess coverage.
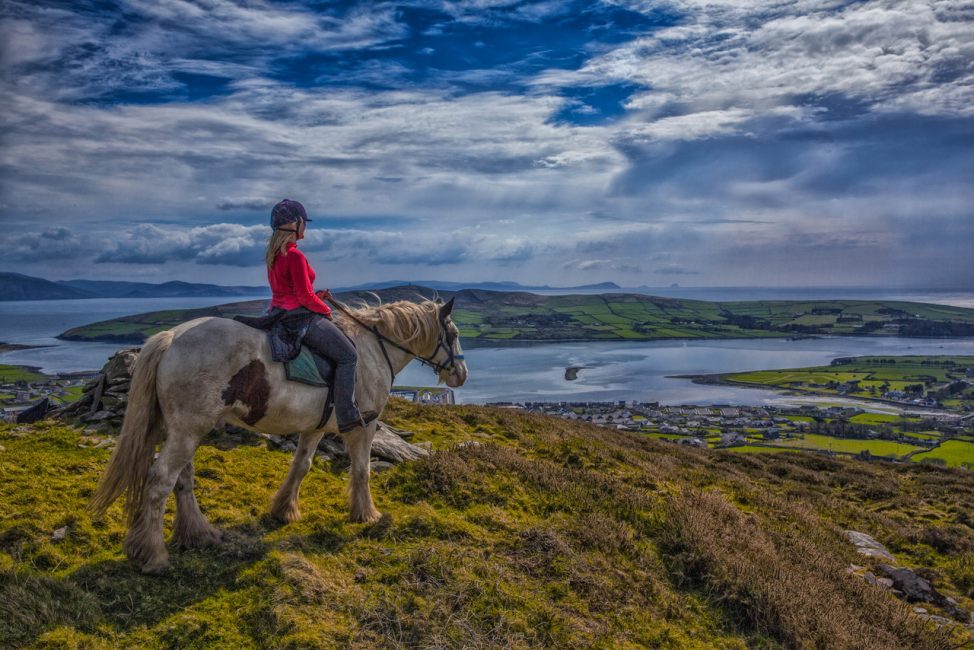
[3,296,974,406]
[0,296,269,372]
[396,337,974,406]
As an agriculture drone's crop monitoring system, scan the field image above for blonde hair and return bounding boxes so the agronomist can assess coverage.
[265,228,296,268]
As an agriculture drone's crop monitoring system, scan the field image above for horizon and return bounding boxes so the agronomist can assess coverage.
[7,270,974,294]
[1,1,972,289]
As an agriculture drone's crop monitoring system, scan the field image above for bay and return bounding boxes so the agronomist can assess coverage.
[3,296,974,407]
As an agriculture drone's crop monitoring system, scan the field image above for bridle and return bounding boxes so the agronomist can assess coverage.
[328,299,464,384]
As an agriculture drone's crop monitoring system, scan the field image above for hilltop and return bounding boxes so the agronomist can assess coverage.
[57,285,974,344]
[2,401,973,648]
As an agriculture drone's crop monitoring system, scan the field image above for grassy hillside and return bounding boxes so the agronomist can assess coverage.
[2,402,973,648]
[57,286,974,343]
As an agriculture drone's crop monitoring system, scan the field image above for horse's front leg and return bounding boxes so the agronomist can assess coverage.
[344,421,381,524]
[270,429,326,523]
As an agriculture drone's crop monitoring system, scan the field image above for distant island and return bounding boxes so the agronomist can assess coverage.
[57,285,974,344]
[0,273,630,302]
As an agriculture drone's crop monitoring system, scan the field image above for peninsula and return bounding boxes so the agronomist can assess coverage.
[58,285,974,344]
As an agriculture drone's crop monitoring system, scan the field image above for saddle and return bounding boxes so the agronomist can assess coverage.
[233,308,337,428]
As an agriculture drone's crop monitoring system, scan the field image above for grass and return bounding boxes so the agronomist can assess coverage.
[913,441,974,469]
[0,401,970,648]
[766,434,923,458]
[0,364,50,383]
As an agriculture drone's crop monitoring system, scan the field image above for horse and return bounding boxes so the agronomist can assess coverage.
[90,297,467,574]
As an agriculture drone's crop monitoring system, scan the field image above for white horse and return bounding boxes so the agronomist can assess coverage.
[91,297,467,574]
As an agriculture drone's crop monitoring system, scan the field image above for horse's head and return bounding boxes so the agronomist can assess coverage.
[431,297,468,388]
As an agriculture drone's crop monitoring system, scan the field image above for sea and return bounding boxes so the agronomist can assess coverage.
[2,290,974,407]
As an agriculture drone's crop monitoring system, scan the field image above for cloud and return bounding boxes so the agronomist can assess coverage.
[654,265,699,275]
[563,258,643,274]
[0,0,971,289]
[216,197,272,211]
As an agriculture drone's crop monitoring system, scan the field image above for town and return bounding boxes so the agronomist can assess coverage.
[488,399,974,459]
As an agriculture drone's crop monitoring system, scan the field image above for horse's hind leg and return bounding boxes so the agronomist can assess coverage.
[345,422,381,524]
[270,430,326,523]
[172,460,223,549]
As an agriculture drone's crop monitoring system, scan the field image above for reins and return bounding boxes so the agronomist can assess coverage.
[325,297,461,383]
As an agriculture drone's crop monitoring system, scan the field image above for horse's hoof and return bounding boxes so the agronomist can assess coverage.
[270,502,301,524]
[351,510,382,525]
[141,558,171,575]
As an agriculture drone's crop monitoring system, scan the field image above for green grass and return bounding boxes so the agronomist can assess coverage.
[913,441,974,469]
[0,403,969,648]
[767,434,923,458]
[722,446,804,454]
[0,364,50,382]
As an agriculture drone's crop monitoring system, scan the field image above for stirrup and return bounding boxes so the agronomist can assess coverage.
[339,410,378,433]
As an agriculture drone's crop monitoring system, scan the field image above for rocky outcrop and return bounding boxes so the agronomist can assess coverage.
[846,530,970,626]
[263,421,429,465]
[54,348,138,432]
[845,530,895,562]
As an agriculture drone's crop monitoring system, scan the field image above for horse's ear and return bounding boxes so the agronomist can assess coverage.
[439,296,455,319]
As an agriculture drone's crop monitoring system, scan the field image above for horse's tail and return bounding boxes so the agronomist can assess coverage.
[89,329,175,523]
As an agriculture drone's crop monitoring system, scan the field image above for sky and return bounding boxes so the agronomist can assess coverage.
[1,0,972,289]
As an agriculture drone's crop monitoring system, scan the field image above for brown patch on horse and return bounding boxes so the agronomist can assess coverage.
[222,360,270,425]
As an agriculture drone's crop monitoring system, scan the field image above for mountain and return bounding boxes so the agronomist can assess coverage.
[0,272,95,301]
[118,281,268,298]
[0,402,965,647]
[0,273,268,300]
[335,280,622,292]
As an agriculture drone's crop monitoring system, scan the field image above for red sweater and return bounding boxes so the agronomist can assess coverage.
[268,242,332,316]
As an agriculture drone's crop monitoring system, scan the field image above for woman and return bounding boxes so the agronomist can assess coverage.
[265,198,377,433]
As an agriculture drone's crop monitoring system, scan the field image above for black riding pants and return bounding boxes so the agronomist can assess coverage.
[302,316,361,427]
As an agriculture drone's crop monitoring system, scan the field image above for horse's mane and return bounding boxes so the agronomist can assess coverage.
[341,298,440,353]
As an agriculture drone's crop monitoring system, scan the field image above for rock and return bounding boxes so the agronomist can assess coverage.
[87,375,106,416]
[279,440,297,453]
[371,422,429,462]
[318,435,347,457]
[370,460,395,473]
[415,441,433,452]
[845,530,895,562]
[51,526,68,542]
[104,349,138,382]
[81,410,115,422]
[878,565,938,603]
[16,397,51,423]
[913,607,928,614]
[315,450,333,461]
[0,444,5,452]
[457,440,483,449]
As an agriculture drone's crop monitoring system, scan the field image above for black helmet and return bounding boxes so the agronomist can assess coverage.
[271,199,311,230]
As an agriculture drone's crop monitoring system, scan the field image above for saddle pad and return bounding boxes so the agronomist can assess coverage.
[285,345,336,387]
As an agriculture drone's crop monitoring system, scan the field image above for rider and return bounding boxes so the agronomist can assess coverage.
[266,198,377,433]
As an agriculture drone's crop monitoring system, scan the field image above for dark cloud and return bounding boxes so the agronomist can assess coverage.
[216,198,271,211]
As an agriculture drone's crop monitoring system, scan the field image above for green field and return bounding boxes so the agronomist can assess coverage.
[57,286,974,344]
[913,440,974,468]
[766,433,923,458]
[0,364,50,382]
[723,445,804,454]
[713,356,974,413]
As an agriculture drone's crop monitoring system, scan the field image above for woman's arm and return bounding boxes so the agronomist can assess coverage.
[285,251,332,316]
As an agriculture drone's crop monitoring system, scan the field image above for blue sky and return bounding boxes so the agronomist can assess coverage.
[1,0,972,288]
